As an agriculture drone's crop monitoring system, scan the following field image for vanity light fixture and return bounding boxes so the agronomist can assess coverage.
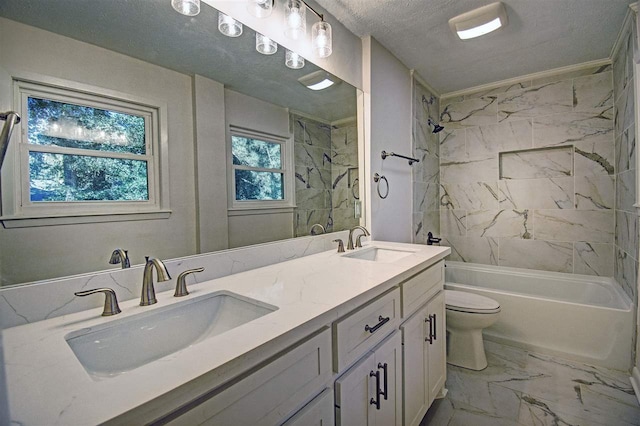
[218,12,243,37]
[285,49,305,69]
[171,0,200,16]
[284,0,333,58]
[247,0,274,18]
[298,70,340,91]
[256,33,278,55]
[449,2,508,40]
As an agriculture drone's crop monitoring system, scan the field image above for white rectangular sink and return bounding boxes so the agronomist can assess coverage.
[343,246,417,262]
[65,291,277,380]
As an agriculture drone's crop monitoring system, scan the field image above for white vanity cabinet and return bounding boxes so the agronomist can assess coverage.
[166,328,332,426]
[399,264,446,426]
[335,331,403,426]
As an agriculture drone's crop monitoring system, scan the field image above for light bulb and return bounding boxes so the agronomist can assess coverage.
[218,12,243,37]
[285,50,305,69]
[171,0,200,16]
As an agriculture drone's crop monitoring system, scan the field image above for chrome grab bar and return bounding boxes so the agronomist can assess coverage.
[0,111,21,170]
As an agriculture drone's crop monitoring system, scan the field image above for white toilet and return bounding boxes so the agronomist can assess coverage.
[445,290,501,371]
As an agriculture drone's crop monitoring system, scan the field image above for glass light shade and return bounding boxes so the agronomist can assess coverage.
[171,0,200,16]
[256,33,277,55]
[218,12,243,37]
[284,0,306,40]
[285,50,305,69]
[247,0,273,18]
[312,21,332,58]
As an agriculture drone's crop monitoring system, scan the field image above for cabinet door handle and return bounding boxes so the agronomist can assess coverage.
[378,362,388,400]
[432,313,437,341]
[424,316,433,343]
[369,370,381,410]
[365,315,390,334]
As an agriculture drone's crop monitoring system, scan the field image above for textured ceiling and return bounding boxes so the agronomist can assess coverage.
[0,0,356,122]
[314,0,632,94]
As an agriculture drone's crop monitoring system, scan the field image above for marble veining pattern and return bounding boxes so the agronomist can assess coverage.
[498,177,573,209]
[413,80,441,244]
[534,210,613,243]
[500,147,573,180]
[498,239,573,273]
[497,80,573,122]
[0,231,350,330]
[466,209,532,239]
[574,242,614,277]
[440,64,619,278]
[422,341,640,426]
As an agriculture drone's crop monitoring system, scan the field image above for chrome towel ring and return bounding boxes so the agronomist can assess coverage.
[374,173,389,199]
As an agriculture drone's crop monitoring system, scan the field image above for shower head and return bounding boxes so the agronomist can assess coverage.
[428,118,444,134]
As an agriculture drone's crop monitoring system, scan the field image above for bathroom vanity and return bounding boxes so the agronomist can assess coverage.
[0,241,449,425]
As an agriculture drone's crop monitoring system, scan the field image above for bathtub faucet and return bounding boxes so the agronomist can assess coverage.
[427,232,441,245]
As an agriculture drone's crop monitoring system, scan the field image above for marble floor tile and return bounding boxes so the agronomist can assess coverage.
[422,341,640,426]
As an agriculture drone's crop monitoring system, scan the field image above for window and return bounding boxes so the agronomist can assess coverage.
[228,128,293,209]
[1,78,169,227]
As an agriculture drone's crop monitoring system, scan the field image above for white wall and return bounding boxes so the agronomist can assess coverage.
[0,18,198,284]
[363,36,413,243]
[193,75,229,253]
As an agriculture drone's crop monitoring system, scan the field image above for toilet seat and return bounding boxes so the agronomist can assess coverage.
[445,290,500,314]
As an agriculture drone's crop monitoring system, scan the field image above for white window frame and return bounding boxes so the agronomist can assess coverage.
[227,126,295,211]
[0,76,170,228]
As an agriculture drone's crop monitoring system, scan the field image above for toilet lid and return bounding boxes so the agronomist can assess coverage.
[445,290,500,314]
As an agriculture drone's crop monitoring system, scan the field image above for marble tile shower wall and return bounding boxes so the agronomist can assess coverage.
[412,80,441,244]
[438,64,618,277]
[331,120,360,232]
[613,19,639,303]
[293,115,359,237]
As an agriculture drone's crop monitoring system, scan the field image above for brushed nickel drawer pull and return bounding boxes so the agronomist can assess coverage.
[365,315,390,334]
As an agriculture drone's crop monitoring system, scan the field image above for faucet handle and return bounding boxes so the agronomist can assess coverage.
[174,267,205,297]
[355,234,367,248]
[74,288,121,316]
[333,239,345,253]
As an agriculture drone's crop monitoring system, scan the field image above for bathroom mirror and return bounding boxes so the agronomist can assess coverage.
[0,0,362,286]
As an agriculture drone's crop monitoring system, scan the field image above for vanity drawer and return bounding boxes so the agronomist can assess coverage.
[401,260,444,318]
[333,287,400,373]
[167,328,332,426]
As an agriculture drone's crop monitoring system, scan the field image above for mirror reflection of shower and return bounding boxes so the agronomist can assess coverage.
[0,111,21,170]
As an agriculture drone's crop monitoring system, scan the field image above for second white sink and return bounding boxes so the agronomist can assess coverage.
[343,246,417,262]
[65,291,277,380]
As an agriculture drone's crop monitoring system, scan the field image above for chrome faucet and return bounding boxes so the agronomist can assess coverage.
[309,223,326,235]
[347,226,370,250]
[141,257,171,306]
[109,248,130,269]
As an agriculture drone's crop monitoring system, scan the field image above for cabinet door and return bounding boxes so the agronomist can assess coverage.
[372,331,402,426]
[335,332,403,426]
[426,291,446,406]
[335,352,376,426]
[401,305,429,426]
[282,388,334,426]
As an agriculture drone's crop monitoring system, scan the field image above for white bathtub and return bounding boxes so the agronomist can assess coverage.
[444,261,635,371]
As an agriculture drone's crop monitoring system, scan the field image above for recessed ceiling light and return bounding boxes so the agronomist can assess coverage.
[298,71,340,90]
[449,2,508,40]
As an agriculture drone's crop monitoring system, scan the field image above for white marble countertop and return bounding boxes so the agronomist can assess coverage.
[0,241,449,425]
